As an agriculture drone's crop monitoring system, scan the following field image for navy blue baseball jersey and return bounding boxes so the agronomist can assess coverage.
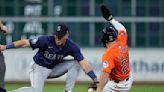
[29,36,84,69]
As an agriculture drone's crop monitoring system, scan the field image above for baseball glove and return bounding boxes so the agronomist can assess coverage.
[100,5,113,21]
[88,81,99,90]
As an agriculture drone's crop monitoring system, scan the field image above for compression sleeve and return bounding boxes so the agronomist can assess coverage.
[110,19,126,32]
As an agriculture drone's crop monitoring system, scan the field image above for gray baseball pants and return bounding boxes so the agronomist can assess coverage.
[0,52,5,90]
[12,60,80,92]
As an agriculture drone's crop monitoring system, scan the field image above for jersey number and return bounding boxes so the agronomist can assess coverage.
[121,55,129,74]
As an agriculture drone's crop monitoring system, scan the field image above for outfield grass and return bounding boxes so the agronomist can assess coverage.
[6,83,164,92]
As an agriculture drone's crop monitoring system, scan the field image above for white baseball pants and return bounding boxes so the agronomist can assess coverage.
[102,74,133,92]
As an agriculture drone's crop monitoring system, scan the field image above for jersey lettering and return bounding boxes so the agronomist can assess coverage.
[44,51,64,61]
[118,45,128,61]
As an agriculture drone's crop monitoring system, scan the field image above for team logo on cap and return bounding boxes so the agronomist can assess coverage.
[57,26,61,31]
[31,38,38,44]
[109,36,113,41]
[103,61,109,68]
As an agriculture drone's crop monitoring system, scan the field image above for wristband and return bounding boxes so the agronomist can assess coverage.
[87,70,97,80]
[108,15,113,21]
[6,43,15,49]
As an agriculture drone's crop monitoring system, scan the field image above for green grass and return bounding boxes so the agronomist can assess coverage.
[130,85,164,92]
[6,83,89,92]
[6,83,164,92]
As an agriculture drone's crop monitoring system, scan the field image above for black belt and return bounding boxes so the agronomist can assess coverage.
[114,77,129,83]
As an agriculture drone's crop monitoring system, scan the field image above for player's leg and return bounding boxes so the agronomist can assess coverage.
[12,61,52,92]
[48,60,80,92]
[102,74,133,92]
[102,80,117,92]
[30,61,52,92]
[65,61,80,92]
[116,74,133,92]
[102,81,129,92]
[0,52,6,92]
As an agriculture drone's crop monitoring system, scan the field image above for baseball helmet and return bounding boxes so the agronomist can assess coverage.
[101,27,118,47]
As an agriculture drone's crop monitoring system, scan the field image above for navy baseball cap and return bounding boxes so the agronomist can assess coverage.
[53,24,69,37]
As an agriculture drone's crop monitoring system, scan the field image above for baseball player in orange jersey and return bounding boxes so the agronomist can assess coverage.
[95,5,133,92]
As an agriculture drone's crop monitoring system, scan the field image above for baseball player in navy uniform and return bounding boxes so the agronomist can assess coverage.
[0,24,98,92]
[0,21,8,92]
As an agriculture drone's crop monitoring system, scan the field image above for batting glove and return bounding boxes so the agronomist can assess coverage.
[100,5,113,21]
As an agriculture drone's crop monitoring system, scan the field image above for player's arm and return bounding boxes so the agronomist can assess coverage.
[0,39,30,51]
[11,39,30,48]
[110,19,126,32]
[71,45,98,82]
[96,72,109,92]
[100,5,126,33]
[0,22,30,51]
[79,60,98,82]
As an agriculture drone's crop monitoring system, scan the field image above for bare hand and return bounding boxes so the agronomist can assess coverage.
[0,22,8,34]
[0,45,6,51]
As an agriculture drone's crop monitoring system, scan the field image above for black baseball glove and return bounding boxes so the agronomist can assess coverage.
[100,5,113,21]
[88,81,99,90]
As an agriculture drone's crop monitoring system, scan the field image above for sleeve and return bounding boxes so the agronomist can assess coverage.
[71,44,84,62]
[29,36,46,50]
[109,19,128,44]
[102,54,115,73]
[110,19,126,32]
[117,30,127,44]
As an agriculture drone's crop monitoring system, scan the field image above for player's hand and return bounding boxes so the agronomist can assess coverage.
[88,81,99,91]
[0,22,8,34]
[0,45,6,51]
[100,5,113,21]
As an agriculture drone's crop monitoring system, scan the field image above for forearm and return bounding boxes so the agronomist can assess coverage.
[14,39,30,48]
[97,72,109,91]
[79,60,97,81]
[109,19,126,32]
[6,39,30,49]
[79,60,92,73]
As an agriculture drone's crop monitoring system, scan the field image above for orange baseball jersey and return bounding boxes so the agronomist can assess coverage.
[102,30,130,81]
